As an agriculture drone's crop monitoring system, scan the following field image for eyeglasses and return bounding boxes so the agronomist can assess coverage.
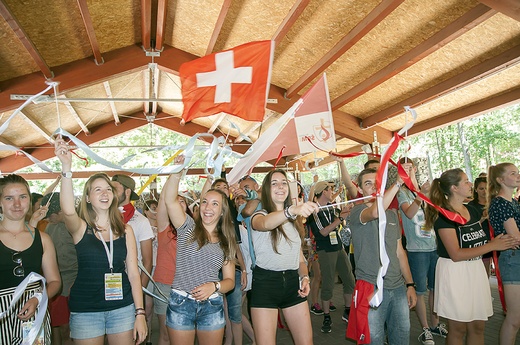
[12,251,24,277]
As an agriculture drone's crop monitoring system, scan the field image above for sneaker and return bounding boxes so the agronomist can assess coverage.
[418,327,435,345]
[342,308,349,322]
[310,303,324,315]
[430,323,448,338]
[321,317,332,333]
[329,302,337,312]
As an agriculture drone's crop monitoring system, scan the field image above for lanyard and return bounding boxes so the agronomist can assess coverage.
[96,229,114,273]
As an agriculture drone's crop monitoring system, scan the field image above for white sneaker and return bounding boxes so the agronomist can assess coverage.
[418,327,435,345]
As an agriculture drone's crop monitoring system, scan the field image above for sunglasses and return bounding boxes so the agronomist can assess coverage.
[12,251,24,277]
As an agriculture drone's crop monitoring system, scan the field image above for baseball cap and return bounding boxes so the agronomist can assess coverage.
[112,174,139,201]
[41,192,61,218]
[314,181,335,195]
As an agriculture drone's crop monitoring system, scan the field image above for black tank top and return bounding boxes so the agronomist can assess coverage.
[0,226,43,289]
[69,225,133,312]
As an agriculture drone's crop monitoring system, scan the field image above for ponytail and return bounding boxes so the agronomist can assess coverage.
[424,168,463,229]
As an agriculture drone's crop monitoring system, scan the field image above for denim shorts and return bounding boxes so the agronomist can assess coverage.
[166,289,225,331]
[408,250,438,294]
[499,250,520,284]
[69,303,135,339]
[249,266,306,309]
[225,270,243,323]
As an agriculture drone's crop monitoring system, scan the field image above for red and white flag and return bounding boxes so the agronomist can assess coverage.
[180,40,274,123]
[227,74,336,184]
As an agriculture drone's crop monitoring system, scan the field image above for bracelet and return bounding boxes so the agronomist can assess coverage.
[395,182,402,188]
[284,206,297,220]
[300,275,310,282]
[135,311,146,317]
[241,270,247,273]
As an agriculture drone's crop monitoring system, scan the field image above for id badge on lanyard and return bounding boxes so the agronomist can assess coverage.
[97,230,124,300]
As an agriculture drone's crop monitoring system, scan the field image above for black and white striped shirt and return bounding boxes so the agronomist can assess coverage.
[171,216,225,292]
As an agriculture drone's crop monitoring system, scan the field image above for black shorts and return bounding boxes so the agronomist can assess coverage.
[249,266,307,309]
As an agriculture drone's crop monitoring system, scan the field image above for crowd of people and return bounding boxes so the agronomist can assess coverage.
[1,138,520,345]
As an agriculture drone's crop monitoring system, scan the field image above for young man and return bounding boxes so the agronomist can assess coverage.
[307,181,355,333]
[111,174,154,287]
[347,168,417,345]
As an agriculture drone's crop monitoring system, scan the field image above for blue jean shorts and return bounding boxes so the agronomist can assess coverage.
[69,303,135,339]
[499,250,520,284]
[224,270,243,323]
[166,289,225,331]
[408,250,438,295]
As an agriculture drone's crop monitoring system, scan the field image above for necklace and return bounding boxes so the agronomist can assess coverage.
[0,223,25,238]
[95,218,110,232]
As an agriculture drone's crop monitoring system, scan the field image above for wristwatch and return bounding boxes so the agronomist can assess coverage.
[61,171,73,178]
[406,282,416,289]
[214,281,221,292]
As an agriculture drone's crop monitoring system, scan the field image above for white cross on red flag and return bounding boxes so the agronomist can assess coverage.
[179,40,274,123]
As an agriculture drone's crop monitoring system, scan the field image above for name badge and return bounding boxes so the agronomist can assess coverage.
[105,273,124,300]
[22,321,44,344]
[329,231,338,245]
[420,226,432,238]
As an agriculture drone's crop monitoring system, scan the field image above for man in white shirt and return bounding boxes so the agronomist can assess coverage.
[112,174,154,287]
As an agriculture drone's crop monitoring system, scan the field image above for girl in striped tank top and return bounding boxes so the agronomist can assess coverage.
[163,154,237,344]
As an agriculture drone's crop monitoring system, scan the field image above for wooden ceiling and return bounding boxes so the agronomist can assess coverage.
[0,0,519,178]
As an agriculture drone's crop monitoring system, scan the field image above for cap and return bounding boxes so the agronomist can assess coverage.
[314,181,335,195]
[112,175,139,201]
[41,192,61,218]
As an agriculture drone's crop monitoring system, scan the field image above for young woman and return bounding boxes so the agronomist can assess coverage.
[152,193,192,345]
[424,168,517,345]
[0,174,61,345]
[488,163,520,345]
[54,139,147,345]
[250,169,319,345]
[163,154,237,345]
[468,176,492,277]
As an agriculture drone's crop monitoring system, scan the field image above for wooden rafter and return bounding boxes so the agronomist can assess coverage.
[0,111,247,173]
[0,136,17,146]
[479,0,520,21]
[408,87,520,136]
[155,0,168,50]
[207,113,227,133]
[77,0,103,65]
[271,0,311,47]
[0,0,53,78]
[103,81,121,125]
[331,4,496,110]
[362,43,520,128]
[141,0,152,50]
[59,96,91,135]
[205,0,232,56]
[17,111,53,143]
[285,0,403,98]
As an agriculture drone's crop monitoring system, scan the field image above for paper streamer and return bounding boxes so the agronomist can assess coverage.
[0,272,48,345]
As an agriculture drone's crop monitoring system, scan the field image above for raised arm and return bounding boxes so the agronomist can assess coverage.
[360,180,402,224]
[163,155,188,229]
[333,155,358,199]
[252,202,318,231]
[54,138,85,242]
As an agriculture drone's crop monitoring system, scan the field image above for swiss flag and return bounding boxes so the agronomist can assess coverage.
[180,40,274,123]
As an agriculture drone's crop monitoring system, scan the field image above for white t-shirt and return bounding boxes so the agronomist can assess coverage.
[128,210,154,263]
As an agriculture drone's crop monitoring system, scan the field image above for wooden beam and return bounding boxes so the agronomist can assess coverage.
[362,43,520,128]
[408,87,520,136]
[479,0,520,21]
[0,0,53,78]
[17,111,54,143]
[155,0,168,50]
[77,0,104,65]
[0,44,197,113]
[285,0,403,98]
[205,0,232,55]
[141,0,152,50]
[103,81,121,125]
[271,0,311,47]
[331,4,495,110]
[60,97,91,135]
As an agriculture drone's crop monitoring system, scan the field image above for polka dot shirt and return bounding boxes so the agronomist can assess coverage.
[489,196,520,236]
